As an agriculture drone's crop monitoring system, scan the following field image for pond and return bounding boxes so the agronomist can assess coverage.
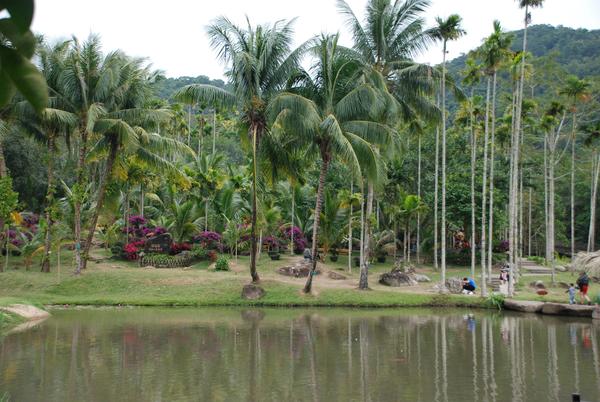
[0,308,599,402]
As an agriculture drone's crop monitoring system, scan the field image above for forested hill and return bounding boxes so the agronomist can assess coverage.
[447,24,600,79]
[152,75,228,100]
[154,25,600,101]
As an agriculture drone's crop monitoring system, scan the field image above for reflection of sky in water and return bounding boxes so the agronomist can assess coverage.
[0,308,599,402]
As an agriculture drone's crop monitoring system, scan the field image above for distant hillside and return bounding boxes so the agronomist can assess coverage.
[152,75,228,100]
[447,24,600,80]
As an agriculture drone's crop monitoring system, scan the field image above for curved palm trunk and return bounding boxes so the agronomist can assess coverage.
[41,135,56,273]
[434,121,440,270]
[73,126,89,275]
[417,135,422,264]
[290,185,295,256]
[82,140,118,269]
[358,181,373,290]
[348,180,353,272]
[249,125,260,283]
[303,152,330,294]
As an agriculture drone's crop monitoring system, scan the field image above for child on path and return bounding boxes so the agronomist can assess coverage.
[566,283,576,305]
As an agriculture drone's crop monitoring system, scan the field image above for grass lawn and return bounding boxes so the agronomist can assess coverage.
[0,248,596,309]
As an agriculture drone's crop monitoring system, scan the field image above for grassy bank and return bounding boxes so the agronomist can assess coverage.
[0,249,594,309]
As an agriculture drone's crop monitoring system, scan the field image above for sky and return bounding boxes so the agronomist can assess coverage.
[32,0,600,79]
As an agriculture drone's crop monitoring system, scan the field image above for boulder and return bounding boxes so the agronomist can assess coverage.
[555,265,567,272]
[241,284,266,300]
[536,289,548,296]
[379,269,418,287]
[0,304,50,320]
[540,303,595,318]
[413,274,431,283]
[444,277,464,294]
[327,271,347,280]
[503,300,544,313]
[593,306,600,320]
[277,261,319,278]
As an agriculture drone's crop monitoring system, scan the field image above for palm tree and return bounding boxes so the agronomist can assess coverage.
[269,34,392,293]
[508,0,545,295]
[480,21,513,280]
[559,76,590,258]
[584,124,600,251]
[318,190,348,259]
[431,14,465,287]
[174,17,302,283]
[399,194,427,263]
[337,0,438,282]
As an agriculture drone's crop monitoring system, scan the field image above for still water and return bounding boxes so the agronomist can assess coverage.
[0,308,599,402]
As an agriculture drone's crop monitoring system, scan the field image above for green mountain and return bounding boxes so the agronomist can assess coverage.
[152,75,228,100]
[447,24,600,80]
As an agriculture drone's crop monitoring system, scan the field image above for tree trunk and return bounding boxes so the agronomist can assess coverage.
[41,135,56,273]
[212,110,217,155]
[73,125,89,275]
[249,125,260,283]
[358,181,374,290]
[0,140,5,241]
[348,180,353,272]
[441,42,448,285]
[588,152,600,251]
[469,89,477,279]
[487,71,497,280]
[548,135,556,284]
[434,97,440,271]
[570,112,576,259]
[480,76,492,296]
[417,135,422,264]
[359,182,365,267]
[528,187,532,256]
[303,152,330,293]
[139,183,145,218]
[3,226,8,272]
[544,137,550,261]
[509,6,529,296]
[291,185,295,256]
[82,140,118,269]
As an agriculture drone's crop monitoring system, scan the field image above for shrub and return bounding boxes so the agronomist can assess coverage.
[215,255,230,271]
[207,250,218,263]
[170,242,192,255]
[123,240,145,260]
[193,231,223,251]
[484,293,505,310]
[190,245,208,260]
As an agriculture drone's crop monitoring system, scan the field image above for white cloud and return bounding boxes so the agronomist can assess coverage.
[33,0,600,79]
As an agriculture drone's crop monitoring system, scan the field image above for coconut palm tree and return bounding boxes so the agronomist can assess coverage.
[269,34,392,293]
[431,14,465,287]
[337,0,438,284]
[560,76,590,258]
[174,17,302,283]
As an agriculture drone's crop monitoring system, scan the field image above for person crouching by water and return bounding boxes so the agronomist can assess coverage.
[462,277,476,295]
[576,271,591,305]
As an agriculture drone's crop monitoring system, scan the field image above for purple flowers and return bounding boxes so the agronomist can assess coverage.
[193,231,223,251]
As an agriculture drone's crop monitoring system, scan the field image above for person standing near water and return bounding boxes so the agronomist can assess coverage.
[566,283,576,305]
[576,271,591,305]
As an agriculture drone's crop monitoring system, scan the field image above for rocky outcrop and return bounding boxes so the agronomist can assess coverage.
[540,303,595,317]
[503,300,544,313]
[504,299,597,318]
[379,270,418,287]
[241,284,266,300]
[445,277,464,294]
[414,274,431,283]
[277,260,319,278]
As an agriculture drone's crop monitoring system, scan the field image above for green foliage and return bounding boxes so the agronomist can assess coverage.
[215,255,230,271]
[0,176,18,220]
[190,245,207,260]
[0,0,48,110]
[484,293,505,310]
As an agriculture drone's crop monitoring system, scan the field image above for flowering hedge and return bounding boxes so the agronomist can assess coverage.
[193,231,223,251]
